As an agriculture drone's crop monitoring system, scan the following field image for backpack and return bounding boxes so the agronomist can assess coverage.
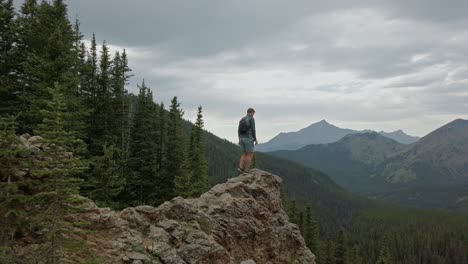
[238,116,250,135]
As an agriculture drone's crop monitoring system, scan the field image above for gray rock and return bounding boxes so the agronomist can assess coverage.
[126,252,148,261]
[31,168,316,263]
[28,135,44,148]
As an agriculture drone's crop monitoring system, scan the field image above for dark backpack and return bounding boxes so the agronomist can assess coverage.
[238,117,250,135]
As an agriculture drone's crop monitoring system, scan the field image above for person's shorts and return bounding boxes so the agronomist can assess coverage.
[239,137,254,153]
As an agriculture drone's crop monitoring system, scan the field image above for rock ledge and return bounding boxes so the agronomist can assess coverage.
[66,170,315,263]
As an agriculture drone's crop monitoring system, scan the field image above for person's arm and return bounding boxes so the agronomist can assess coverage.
[251,117,257,143]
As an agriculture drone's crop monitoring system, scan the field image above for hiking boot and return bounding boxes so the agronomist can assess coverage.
[237,167,245,174]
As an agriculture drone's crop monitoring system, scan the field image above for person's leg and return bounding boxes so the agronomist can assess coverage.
[244,152,253,172]
[238,138,246,171]
[239,153,245,170]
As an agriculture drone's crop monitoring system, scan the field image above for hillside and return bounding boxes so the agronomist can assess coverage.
[271,132,406,192]
[256,120,418,152]
[371,119,468,210]
[270,119,468,211]
[376,119,468,185]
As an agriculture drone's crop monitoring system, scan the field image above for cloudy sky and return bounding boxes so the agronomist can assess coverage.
[16,0,468,142]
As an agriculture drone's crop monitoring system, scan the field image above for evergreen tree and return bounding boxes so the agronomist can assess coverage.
[348,246,362,264]
[289,199,298,224]
[38,1,83,133]
[64,16,88,139]
[93,41,112,149]
[304,205,320,254]
[12,0,87,135]
[175,156,191,198]
[82,32,98,108]
[158,102,165,172]
[32,84,86,263]
[110,49,132,180]
[84,39,112,155]
[14,0,40,132]
[298,211,305,234]
[376,241,392,264]
[0,0,20,116]
[125,80,160,205]
[188,106,209,197]
[0,115,29,263]
[82,33,99,152]
[165,96,186,200]
[324,239,336,264]
[86,145,125,208]
[335,229,348,264]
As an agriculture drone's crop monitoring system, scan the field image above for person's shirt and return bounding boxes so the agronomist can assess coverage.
[239,115,257,141]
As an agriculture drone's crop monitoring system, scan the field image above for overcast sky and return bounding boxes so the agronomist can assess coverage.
[15,0,468,142]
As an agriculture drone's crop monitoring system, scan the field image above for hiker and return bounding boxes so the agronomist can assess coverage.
[238,108,258,173]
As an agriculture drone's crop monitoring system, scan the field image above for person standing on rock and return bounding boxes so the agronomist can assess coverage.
[238,108,258,173]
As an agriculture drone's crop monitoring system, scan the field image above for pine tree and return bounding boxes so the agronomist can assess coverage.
[125,80,160,205]
[349,246,362,264]
[324,239,336,264]
[13,0,86,135]
[0,0,20,116]
[304,205,320,254]
[289,199,298,224]
[158,102,165,172]
[376,241,392,264]
[165,96,187,201]
[298,211,305,234]
[110,49,132,181]
[176,157,191,198]
[32,83,86,263]
[82,33,99,152]
[188,106,209,197]
[85,39,112,155]
[93,41,112,149]
[86,145,125,208]
[335,229,348,264]
[82,32,98,107]
[38,0,83,133]
[64,16,88,139]
[0,115,29,263]
[14,0,40,133]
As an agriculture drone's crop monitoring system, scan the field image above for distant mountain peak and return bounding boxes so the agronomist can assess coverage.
[318,119,329,124]
[378,130,419,144]
[420,118,468,141]
[341,131,391,142]
[448,118,468,126]
[257,119,420,152]
[306,119,333,128]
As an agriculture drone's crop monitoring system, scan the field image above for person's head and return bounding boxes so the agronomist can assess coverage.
[247,107,255,117]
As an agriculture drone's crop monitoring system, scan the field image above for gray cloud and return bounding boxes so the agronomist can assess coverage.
[12,0,468,142]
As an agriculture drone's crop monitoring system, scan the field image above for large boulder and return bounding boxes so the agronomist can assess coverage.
[17,166,316,263]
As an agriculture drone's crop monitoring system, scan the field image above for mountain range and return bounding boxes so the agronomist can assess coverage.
[256,120,419,152]
[270,119,468,211]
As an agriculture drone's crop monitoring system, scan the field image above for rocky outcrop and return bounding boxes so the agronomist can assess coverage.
[74,169,315,264]
[11,134,314,263]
